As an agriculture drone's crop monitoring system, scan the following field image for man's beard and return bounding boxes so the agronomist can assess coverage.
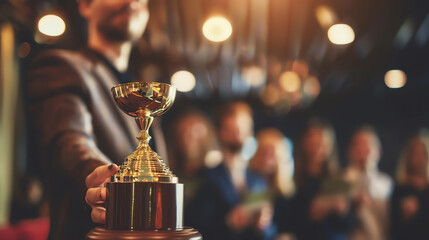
[224,142,243,154]
[98,23,134,43]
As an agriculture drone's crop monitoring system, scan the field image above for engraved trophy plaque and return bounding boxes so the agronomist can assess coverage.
[86,82,202,240]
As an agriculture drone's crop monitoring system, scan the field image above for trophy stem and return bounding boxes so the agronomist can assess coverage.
[136,116,153,148]
[113,108,177,183]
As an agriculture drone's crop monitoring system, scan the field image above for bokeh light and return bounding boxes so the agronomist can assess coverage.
[202,16,232,42]
[327,24,355,45]
[171,70,196,92]
[316,5,337,29]
[204,150,223,168]
[303,76,321,98]
[260,84,281,106]
[242,65,265,87]
[279,71,301,92]
[292,60,309,77]
[384,69,407,89]
[38,14,66,37]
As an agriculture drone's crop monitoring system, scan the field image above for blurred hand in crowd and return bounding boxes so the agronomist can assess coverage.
[354,191,372,209]
[309,194,349,220]
[255,203,274,231]
[401,196,419,221]
[85,164,119,223]
[227,205,251,231]
[227,203,273,231]
[331,194,349,215]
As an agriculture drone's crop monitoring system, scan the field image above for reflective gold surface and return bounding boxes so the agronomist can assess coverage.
[111,82,177,183]
[105,182,183,230]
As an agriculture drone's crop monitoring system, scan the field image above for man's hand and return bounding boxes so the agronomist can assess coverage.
[227,205,251,231]
[85,164,119,224]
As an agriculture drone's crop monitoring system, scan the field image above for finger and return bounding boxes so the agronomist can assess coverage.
[86,187,107,206]
[86,164,119,188]
[91,206,106,224]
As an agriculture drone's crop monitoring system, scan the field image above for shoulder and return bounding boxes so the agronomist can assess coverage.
[202,164,227,183]
[30,49,94,67]
[27,49,95,100]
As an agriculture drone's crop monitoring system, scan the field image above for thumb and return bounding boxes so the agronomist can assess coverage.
[85,164,119,188]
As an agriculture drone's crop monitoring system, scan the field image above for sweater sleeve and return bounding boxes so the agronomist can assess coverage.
[27,50,110,193]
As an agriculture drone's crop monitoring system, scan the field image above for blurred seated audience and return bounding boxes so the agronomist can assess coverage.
[287,119,352,240]
[166,109,220,205]
[248,128,295,239]
[344,126,392,240]
[0,176,50,240]
[185,101,273,240]
[390,130,429,240]
[0,217,49,240]
[9,176,47,224]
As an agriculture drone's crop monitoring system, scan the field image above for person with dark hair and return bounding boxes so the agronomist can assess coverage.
[185,101,273,240]
[166,109,220,206]
[287,119,352,240]
[26,0,162,239]
[344,126,392,240]
[390,130,429,240]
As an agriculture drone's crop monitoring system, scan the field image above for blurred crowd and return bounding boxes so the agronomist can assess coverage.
[6,100,429,240]
[166,101,429,240]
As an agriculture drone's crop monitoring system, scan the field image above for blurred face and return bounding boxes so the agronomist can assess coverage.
[255,140,278,175]
[177,116,208,160]
[219,111,253,153]
[348,131,380,171]
[406,138,428,176]
[81,0,149,42]
[303,128,331,165]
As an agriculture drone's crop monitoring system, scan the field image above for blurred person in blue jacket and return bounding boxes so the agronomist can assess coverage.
[185,101,273,240]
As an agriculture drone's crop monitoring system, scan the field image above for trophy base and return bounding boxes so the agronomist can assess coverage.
[85,227,202,240]
[106,182,183,230]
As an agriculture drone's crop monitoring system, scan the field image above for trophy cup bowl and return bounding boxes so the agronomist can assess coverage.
[86,82,202,240]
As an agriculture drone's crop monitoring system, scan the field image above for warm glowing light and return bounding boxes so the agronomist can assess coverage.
[171,70,196,92]
[242,65,265,87]
[303,76,321,98]
[38,14,66,37]
[202,16,232,42]
[260,84,280,106]
[327,24,355,45]
[292,60,309,77]
[316,6,337,29]
[385,70,406,89]
[279,71,301,92]
[204,150,222,168]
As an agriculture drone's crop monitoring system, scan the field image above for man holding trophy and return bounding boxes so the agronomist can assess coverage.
[26,0,193,239]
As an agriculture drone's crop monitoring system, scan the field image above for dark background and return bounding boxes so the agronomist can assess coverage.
[1,0,429,176]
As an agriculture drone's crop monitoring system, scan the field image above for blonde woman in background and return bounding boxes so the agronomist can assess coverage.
[391,130,429,240]
[248,128,295,239]
[344,126,392,240]
[249,128,295,198]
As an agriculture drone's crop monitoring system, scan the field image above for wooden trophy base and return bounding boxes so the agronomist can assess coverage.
[85,227,202,240]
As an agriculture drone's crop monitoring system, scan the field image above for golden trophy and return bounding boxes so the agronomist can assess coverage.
[86,82,202,240]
